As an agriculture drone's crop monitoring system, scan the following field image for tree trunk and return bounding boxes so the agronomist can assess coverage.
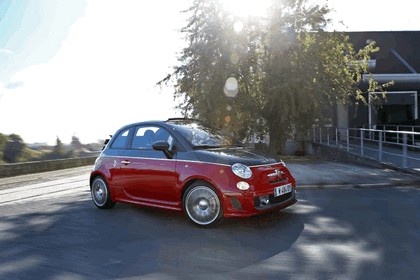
[268,124,287,155]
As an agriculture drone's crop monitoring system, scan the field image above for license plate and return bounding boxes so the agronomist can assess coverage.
[274,184,292,197]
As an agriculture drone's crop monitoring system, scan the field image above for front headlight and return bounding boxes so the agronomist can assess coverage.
[231,163,252,179]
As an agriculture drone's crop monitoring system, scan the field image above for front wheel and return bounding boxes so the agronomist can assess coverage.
[91,176,116,209]
[183,182,223,226]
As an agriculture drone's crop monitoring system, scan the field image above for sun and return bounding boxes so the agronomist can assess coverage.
[220,0,272,18]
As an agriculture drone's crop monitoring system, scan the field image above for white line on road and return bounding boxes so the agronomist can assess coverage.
[0,174,90,205]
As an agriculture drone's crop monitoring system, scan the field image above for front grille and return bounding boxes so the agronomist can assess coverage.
[269,177,287,184]
[270,192,293,204]
[254,192,294,210]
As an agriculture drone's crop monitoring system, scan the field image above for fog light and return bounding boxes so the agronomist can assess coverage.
[236,181,250,190]
[260,195,270,205]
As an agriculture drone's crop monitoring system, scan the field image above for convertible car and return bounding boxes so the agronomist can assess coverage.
[90,118,297,226]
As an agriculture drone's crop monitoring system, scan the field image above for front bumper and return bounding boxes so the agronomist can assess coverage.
[223,187,297,218]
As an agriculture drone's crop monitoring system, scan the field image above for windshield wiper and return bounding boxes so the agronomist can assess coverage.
[220,144,244,148]
[193,145,221,150]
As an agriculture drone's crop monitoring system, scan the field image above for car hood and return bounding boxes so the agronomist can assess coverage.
[194,147,280,166]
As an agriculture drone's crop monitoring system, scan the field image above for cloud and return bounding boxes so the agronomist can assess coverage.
[4,81,23,89]
[0,1,87,83]
[0,48,14,55]
[0,0,191,144]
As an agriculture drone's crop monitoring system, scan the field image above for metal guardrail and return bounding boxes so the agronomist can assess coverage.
[308,126,420,169]
[362,124,420,145]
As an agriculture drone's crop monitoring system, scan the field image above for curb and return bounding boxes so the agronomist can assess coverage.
[377,161,420,177]
[297,180,420,189]
[304,142,420,177]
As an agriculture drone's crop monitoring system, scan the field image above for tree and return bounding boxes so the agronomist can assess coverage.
[260,1,392,153]
[158,0,267,140]
[0,133,7,151]
[0,133,7,161]
[71,135,82,149]
[52,136,65,157]
[159,0,388,153]
[3,134,26,163]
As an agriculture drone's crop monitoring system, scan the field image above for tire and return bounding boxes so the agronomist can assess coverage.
[183,181,223,226]
[91,176,116,209]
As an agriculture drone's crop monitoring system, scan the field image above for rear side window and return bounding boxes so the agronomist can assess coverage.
[111,129,130,149]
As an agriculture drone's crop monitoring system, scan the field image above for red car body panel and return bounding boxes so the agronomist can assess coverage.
[91,156,296,218]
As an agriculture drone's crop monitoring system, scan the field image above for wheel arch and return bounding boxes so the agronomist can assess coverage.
[181,178,225,226]
[180,177,223,205]
[90,174,116,209]
[90,170,110,188]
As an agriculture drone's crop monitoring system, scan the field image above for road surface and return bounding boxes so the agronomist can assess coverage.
[0,166,419,280]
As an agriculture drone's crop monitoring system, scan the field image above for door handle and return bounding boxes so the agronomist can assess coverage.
[121,160,131,165]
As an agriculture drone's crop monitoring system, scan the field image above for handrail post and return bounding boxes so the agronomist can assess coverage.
[412,127,415,145]
[346,129,349,152]
[402,134,408,168]
[378,131,383,161]
[360,130,364,156]
[319,127,322,144]
[313,126,316,142]
[327,128,330,146]
[336,128,338,145]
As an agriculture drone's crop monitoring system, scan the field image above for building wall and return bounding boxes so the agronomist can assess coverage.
[344,31,420,128]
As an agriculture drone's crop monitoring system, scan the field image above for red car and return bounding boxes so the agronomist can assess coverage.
[90,118,297,226]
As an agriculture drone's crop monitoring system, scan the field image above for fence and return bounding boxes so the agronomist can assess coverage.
[308,126,420,169]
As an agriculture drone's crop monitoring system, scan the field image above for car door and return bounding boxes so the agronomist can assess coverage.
[105,127,133,191]
[120,125,179,207]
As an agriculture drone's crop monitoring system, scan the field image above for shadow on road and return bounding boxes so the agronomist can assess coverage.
[0,193,304,280]
[1,186,419,280]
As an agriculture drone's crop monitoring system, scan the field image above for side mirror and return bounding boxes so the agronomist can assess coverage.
[152,141,174,159]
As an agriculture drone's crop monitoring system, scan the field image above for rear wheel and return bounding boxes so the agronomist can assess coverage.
[183,181,223,226]
[91,176,116,209]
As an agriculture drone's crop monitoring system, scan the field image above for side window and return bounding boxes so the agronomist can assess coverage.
[154,128,174,149]
[110,129,130,149]
[153,128,170,143]
[131,126,159,149]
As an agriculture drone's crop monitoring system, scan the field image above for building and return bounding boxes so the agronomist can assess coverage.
[344,31,420,129]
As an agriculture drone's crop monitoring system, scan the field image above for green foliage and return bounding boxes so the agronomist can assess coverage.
[18,147,43,162]
[71,135,82,149]
[3,134,26,163]
[0,133,7,150]
[53,137,65,155]
[39,137,67,160]
[0,134,97,164]
[159,0,388,153]
[0,133,7,163]
[159,0,268,141]
[0,133,38,163]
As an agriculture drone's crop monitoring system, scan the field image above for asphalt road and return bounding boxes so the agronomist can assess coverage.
[0,165,419,280]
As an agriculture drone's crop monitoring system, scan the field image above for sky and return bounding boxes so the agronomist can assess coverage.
[0,0,419,145]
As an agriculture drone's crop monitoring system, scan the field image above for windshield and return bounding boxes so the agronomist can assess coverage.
[171,121,242,148]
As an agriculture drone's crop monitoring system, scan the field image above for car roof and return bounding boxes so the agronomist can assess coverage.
[115,118,202,132]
